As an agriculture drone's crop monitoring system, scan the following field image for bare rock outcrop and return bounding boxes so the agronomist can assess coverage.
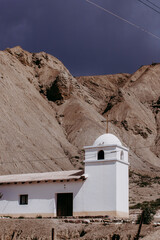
[0,46,160,178]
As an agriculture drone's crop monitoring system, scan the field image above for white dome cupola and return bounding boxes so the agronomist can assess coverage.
[84,133,128,162]
[93,133,122,147]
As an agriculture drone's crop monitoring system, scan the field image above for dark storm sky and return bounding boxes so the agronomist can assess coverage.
[0,0,160,76]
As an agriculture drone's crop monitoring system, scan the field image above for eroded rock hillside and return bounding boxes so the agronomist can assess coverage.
[0,46,160,176]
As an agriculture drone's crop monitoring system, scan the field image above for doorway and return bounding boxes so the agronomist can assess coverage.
[57,193,73,217]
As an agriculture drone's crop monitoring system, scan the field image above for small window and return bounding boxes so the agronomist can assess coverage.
[98,150,104,160]
[20,195,28,205]
[120,151,124,160]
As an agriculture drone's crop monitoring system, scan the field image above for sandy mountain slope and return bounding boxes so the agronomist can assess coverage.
[76,66,160,174]
[0,46,160,179]
[0,47,79,174]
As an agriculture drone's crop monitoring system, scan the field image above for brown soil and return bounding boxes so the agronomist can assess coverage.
[0,218,159,240]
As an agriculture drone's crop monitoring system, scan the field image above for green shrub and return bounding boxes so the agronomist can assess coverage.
[151,62,158,66]
[138,175,151,187]
[130,203,142,209]
[150,198,160,209]
[130,198,160,210]
[136,205,156,224]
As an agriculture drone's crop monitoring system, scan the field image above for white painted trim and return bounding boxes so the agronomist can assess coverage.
[84,159,129,166]
[84,144,129,151]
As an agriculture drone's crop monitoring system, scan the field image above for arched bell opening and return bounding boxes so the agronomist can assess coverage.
[98,150,104,160]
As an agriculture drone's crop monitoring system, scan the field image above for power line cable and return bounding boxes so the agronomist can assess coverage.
[1,142,160,155]
[0,158,56,165]
[0,143,159,165]
[0,153,118,165]
[85,0,160,40]
[145,0,160,10]
[137,0,160,15]
[132,144,160,149]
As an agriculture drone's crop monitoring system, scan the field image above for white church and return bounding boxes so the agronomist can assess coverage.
[0,133,129,218]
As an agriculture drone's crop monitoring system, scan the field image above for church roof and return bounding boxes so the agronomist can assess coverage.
[0,170,86,185]
[93,133,122,147]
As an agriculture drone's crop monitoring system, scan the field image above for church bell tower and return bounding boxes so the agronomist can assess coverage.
[83,133,129,218]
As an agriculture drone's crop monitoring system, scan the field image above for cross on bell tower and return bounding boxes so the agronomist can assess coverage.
[84,122,129,218]
[101,115,109,133]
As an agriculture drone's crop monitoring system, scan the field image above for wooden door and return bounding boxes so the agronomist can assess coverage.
[57,193,73,217]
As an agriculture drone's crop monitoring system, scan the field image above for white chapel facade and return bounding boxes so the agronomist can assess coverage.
[0,133,129,218]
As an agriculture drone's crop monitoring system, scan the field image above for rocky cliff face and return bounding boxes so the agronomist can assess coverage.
[0,46,160,177]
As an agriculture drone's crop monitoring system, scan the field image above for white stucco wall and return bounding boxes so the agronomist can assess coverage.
[116,161,129,215]
[0,141,129,218]
[83,161,116,213]
[84,144,129,217]
[0,181,84,217]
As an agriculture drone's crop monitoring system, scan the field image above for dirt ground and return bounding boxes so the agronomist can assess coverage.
[0,218,160,240]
